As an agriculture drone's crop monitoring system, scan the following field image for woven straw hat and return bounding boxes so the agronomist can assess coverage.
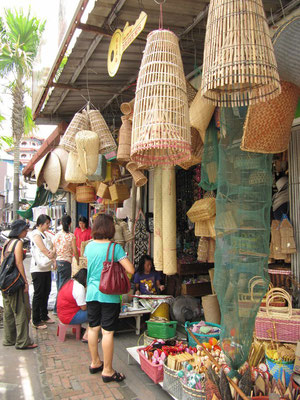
[65,151,86,183]
[43,152,61,194]
[126,161,148,187]
[241,81,300,154]
[53,147,69,189]
[76,130,100,175]
[34,154,48,186]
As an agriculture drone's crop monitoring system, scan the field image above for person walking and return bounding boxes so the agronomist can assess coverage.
[1,220,37,349]
[84,214,134,382]
[74,216,91,256]
[53,215,79,313]
[30,214,56,329]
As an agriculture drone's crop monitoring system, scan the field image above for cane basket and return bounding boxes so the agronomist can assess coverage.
[117,117,132,163]
[65,151,86,183]
[189,90,215,143]
[109,183,130,202]
[187,198,216,223]
[76,130,100,175]
[120,98,134,115]
[131,29,191,166]
[181,381,205,400]
[178,127,204,170]
[96,182,111,199]
[88,110,116,154]
[60,111,89,153]
[163,362,182,399]
[76,185,95,203]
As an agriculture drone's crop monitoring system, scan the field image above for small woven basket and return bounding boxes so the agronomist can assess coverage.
[96,182,111,199]
[163,362,182,399]
[241,81,300,154]
[181,381,205,400]
[117,116,132,163]
[178,127,204,170]
[189,89,215,142]
[126,161,148,187]
[88,109,117,154]
[76,185,95,203]
[109,183,130,202]
[60,111,90,153]
[120,98,135,115]
[76,130,100,175]
[65,151,86,183]
[187,198,216,223]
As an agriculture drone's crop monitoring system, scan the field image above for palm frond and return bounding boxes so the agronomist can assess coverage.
[24,106,36,136]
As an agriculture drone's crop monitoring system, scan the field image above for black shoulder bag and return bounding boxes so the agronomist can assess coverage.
[0,240,25,295]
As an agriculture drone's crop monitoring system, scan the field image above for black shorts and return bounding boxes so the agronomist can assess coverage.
[87,301,120,331]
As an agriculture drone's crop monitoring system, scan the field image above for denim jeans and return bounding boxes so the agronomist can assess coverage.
[70,309,88,324]
[54,260,71,313]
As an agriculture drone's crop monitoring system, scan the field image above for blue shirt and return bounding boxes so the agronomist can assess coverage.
[84,241,127,303]
[133,271,162,294]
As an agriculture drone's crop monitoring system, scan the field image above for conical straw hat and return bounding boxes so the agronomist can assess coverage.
[34,154,48,187]
[53,146,69,189]
[43,152,61,194]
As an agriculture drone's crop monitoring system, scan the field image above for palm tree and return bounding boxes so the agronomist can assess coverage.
[0,9,44,219]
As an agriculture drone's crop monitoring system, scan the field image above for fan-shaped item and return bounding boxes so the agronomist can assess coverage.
[60,111,89,153]
[241,81,300,154]
[131,29,191,166]
[43,152,61,194]
[170,295,201,325]
[34,154,48,186]
[201,0,281,106]
[76,130,100,175]
[88,110,116,154]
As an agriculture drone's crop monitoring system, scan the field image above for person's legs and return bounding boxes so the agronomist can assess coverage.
[2,292,16,346]
[31,272,44,326]
[14,289,34,348]
[101,328,114,376]
[40,271,52,322]
[88,326,102,368]
[54,261,71,313]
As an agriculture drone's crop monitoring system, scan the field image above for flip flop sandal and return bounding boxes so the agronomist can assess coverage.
[89,363,104,374]
[102,371,125,383]
[17,344,38,350]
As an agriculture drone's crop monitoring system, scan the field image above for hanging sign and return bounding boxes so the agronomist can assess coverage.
[107,11,147,77]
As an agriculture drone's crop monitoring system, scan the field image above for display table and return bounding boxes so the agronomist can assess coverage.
[118,308,151,335]
[126,345,178,400]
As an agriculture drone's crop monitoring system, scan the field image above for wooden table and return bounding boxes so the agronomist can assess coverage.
[118,308,151,335]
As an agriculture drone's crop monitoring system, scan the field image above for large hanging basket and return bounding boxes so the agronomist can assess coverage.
[117,116,132,163]
[241,81,300,154]
[76,185,95,203]
[60,111,89,153]
[131,29,191,166]
[88,110,117,154]
[75,130,100,175]
[201,0,281,107]
[65,151,86,183]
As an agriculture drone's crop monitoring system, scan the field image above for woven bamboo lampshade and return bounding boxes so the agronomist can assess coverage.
[131,29,191,166]
[201,0,281,107]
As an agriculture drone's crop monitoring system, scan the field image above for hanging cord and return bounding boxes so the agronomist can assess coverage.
[154,0,166,29]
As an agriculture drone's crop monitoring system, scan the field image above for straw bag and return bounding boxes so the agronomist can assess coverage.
[195,216,216,238]
[76,185,95,203]
[189,89,215,142]
[60,111,89,153]
[65,151,86,183]
[88,110,117,154]
[241,81,300,154]
[126,161,147,187]
[96,182,111,199]
[187,198,216,223]
[178,127,204,170]
[109,183,130,202]
[76,130,100,175]
[255,288,300,343]
[117,116,132,163]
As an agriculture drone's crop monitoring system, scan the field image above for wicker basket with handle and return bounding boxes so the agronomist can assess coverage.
[255,287,300,343]
[187,198,216,223]
[96,182,111,199]
[109,183,130,202]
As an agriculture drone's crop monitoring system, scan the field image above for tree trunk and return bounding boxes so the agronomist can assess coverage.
[12,77,25,220]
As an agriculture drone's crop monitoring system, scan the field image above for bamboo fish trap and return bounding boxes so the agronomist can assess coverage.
[201,0,281,107]
[131,29,191,166]
[88,110,117,154]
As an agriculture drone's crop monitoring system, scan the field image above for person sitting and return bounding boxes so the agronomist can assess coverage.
[134,255,165,295]
[57,268,89,342]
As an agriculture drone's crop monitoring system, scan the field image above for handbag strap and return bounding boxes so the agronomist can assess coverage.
[3,239,19,258]
[104,241,113,262]
[104,241,117,264]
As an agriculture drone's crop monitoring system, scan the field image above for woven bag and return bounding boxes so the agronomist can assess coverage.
[189,88,215,142]
[109,183,130,202]
[178,127,204,170]
[88,110,117,154]
[187,198,216,223]
[76,185,95,203]
[76,130,100,175]
[60,111,89,153]
[241,81,300,154]
[96,182,111,199]
[65,151,86,183]
[126,161,148,187]
[117,116,132,163]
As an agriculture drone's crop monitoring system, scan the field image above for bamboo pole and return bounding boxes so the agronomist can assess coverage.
[187,329,250,400]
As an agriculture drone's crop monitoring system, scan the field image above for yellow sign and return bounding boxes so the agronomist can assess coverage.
[108,11,147,77]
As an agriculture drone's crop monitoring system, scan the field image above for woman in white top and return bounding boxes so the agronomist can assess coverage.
[30,214,56,329]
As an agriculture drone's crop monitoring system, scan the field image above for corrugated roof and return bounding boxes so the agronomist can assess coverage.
[36,0,299,125]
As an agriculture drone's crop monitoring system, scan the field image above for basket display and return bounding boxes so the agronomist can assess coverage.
[76,185,95,203]
[109,183,130,202]
[255,288,300,343]
[185,322,221,347]
[146,321,177,339]
[131,29,191,166]
[181,381,205,400]
[265,355,294,386]
[163,362,182,399]
[137,348,164,383]
[187,198,216,223]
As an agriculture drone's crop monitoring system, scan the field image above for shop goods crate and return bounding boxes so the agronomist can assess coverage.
[137,348,164,384]
[163,362,182,399]
[185,321,221,347]
[265,355,294,386]
[181,381,205,400]
[146,320,177,339]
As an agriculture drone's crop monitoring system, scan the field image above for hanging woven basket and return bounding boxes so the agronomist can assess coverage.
[96,182,111,199]
[120,98,135,115]
[88,110,117,154]
[189,89,215,142]
[76,130,100,175]
[87,154,106,181]
[117,116,132,163]
[65,151,86,183]
[131,29,191,166]
[60,111,89,153]
[201,0,281,106]
[241,81,300,154]
[76,185,95,203]
[109,183,130,202]
[126,161,148,187]
[178,127,204,170]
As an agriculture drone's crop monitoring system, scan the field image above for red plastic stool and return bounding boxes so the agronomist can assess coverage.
[57,322,81,342]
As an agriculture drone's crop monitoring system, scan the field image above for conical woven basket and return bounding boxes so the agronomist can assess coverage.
[189,89,215,142]
[65,151,86,183]
[201,0,281,107]
[76,130,100,175]
[60,111,89,153]
[131,29,191,166]
[178,127,204,170]
[186,80,197,105]
[117,116,132,163]
[126,161,148,187]
[241,81,300,154]
[120,98,135,115]
[88,110,117,154]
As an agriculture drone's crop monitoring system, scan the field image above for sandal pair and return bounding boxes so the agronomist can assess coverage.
[102,371,125,383]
